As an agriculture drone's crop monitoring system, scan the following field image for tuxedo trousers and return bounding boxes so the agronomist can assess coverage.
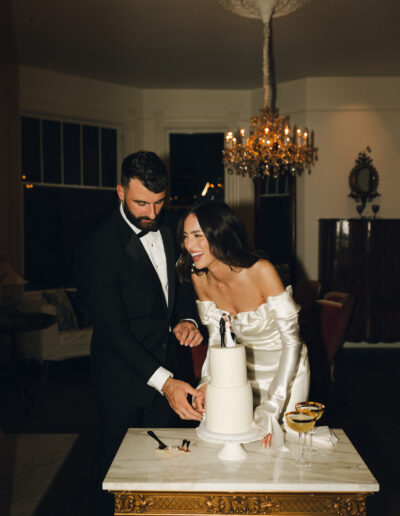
[91,334,180,516]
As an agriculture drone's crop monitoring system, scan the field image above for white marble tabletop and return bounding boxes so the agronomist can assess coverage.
[103,427,379,494]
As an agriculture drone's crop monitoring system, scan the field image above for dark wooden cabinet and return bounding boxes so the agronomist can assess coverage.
[319,218,400,343]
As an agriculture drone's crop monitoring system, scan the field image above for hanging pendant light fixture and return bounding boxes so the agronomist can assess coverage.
[221,0,317,178]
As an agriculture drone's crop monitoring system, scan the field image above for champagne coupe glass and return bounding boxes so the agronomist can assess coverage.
[296,401,325,454]
[285,410,317,466]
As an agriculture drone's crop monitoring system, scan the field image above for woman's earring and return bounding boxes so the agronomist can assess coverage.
[191,262,195,273]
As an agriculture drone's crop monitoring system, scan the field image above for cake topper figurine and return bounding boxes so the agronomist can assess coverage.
[219,316,226,347]
[220,314,236,348]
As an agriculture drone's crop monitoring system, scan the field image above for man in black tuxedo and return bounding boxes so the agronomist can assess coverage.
[76,151,203,516]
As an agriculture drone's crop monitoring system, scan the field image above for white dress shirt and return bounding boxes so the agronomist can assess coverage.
[119,204,172,393]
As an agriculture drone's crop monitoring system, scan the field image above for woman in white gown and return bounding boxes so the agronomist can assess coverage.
[177,201,309,449]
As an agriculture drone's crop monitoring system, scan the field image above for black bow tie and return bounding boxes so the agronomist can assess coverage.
[137,230,149,238]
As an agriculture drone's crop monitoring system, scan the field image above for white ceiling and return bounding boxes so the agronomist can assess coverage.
[12,0,400,90]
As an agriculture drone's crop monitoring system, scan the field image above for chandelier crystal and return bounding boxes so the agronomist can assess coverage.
[221,0,317,178]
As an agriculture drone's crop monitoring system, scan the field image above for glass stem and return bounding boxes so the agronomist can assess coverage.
[298,432,304,463]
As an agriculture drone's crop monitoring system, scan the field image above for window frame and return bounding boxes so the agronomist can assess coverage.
[20,113,121,191]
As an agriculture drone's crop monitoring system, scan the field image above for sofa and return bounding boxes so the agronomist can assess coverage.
[17,288,92,373]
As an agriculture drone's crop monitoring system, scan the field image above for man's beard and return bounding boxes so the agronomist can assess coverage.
[123,199,162,232]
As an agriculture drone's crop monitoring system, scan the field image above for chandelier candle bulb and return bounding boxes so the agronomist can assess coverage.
[296,128,301,146]
[225,133,232,150]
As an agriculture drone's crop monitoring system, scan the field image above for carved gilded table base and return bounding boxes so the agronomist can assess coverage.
[112,490,369,516]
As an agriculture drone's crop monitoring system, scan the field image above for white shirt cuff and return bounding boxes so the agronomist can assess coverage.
[147,366,173,395]
[180,318,198,328]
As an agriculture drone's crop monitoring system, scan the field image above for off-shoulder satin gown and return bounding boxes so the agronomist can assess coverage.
[196,286,310,449]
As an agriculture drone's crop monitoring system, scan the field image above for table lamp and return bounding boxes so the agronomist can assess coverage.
[0,258,27,311]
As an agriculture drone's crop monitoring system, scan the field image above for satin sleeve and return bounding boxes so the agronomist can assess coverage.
[254,287,302,448]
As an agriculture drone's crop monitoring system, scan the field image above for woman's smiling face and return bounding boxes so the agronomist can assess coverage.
[183,213,216,269]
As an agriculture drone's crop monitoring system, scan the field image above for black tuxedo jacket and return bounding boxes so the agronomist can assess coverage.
[75,208,196,410]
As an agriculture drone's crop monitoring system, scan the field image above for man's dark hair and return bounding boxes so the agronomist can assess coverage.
[121,151,168,193]
[176,200,263,282]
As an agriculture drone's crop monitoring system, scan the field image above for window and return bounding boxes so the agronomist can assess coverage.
[43,120,61,183]
[254,174,296,285]
[169,133,224,211]
[23,186,118,289]
[21,116,118,188]
[20,116,119,288]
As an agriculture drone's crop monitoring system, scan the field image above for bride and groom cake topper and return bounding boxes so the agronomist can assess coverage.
[219,314,236,348]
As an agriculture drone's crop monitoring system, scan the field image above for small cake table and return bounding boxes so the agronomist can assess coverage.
[104,427,379,515]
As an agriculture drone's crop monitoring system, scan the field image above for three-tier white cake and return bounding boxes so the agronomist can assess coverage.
[205,344,253,435]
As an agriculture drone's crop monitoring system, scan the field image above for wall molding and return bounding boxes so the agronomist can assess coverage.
[20,96,127,127]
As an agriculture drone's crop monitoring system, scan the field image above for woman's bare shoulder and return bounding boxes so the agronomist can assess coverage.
[248,259,285,297]
[248,259,278,277]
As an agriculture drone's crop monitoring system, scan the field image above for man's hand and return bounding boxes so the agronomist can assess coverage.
[162,377,204,421]
[173,321,203,347]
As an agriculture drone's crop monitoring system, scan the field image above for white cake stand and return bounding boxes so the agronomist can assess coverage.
[197,422,264,461]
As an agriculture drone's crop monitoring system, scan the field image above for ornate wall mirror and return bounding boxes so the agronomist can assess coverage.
[348,147,380,215]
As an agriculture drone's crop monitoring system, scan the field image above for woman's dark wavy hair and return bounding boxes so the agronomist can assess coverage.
[176,200,263,283]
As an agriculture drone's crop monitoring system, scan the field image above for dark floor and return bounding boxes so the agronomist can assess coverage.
[1,348,399,516]
[324,348,400,516]
[0,358,95,516]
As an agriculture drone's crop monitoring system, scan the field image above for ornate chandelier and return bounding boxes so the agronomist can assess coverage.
[221,0,317,178]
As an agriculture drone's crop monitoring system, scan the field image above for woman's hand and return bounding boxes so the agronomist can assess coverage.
[173,321,203,347]
[193,383,207,413]
[261,433,272,448]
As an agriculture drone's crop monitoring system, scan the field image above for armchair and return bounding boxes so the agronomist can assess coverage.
[17,288,92,379]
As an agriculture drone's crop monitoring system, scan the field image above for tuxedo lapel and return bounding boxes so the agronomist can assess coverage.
[117,209,175,318]
[160,226,176,319]
[125,232,152,271]
[125,230,168,311]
